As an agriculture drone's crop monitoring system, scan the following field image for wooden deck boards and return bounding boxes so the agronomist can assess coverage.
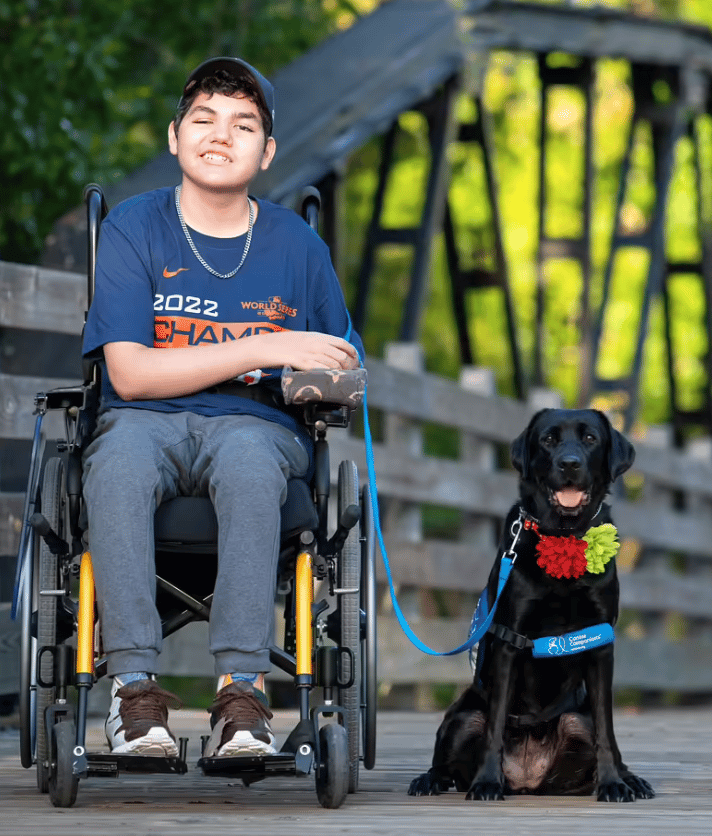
[1,708,710,835]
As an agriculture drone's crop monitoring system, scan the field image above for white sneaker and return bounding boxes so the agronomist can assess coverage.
[206,679,276,757]
[105,677,180,756]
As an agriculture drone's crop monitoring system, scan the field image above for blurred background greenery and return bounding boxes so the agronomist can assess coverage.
[2,0,712,428]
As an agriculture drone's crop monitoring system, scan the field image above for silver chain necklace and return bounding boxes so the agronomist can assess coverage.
[174,185,254,279]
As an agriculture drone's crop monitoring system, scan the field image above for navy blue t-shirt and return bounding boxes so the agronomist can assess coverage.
[83,187,364,442]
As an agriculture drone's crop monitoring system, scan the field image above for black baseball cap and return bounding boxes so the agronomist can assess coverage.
[178,57,275,135]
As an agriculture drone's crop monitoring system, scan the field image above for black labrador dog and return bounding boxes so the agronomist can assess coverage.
[409,408,654,802]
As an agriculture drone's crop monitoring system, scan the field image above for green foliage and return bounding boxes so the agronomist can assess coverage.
[1,0,129,260]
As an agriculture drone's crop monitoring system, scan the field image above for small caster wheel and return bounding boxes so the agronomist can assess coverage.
[315,723,348,809]
[48,721,79,808]
[37,758,50,794]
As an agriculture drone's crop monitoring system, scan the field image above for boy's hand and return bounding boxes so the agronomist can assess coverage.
[258,330,359,370]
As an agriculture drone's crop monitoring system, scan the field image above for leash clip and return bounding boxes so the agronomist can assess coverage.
[504,511,525,561]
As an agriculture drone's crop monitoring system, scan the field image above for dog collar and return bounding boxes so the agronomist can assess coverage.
[523,518,620,579]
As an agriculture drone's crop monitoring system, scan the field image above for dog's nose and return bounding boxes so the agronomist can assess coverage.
[558,454,581,472]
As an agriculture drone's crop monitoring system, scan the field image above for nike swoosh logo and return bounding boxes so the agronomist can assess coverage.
[163,266,189,278]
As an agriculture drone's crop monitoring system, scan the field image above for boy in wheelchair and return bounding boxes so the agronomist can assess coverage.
[81,57,363,758]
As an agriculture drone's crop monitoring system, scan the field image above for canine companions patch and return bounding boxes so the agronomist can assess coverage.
[531,623,615,657]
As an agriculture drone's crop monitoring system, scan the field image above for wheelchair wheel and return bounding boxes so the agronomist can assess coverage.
[36,457,66,793]
[19,522,35,771]
[336,460,360,793]
[48,719,79,808]
[360,481,377,771]
[315,723,348,809]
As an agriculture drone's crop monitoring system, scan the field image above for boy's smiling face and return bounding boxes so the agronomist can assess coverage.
[168,91,275,195]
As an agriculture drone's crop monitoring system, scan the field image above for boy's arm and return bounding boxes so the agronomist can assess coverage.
[104,331,358,401]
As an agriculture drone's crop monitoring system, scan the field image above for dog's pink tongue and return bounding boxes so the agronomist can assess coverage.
[556,488,585,508]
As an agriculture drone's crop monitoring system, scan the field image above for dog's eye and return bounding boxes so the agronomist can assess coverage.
[584,432,597,444]
[541,433,555,446]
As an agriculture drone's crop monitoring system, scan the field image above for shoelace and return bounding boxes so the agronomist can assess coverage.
[116,681,182,726]
[210,685,273,727]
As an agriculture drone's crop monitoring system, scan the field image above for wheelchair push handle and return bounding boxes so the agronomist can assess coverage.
[299,186,321,233]
[84,183,108,311]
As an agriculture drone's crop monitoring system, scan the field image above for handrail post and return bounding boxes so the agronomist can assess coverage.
[382,342,426,708]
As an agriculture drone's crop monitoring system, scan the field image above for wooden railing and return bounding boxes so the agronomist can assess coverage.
[2,260,712,703]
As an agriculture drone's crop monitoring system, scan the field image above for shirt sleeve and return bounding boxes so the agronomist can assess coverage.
[82,216,156,357]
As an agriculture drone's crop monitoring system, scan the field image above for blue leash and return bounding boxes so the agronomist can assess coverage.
[346,301,514,657]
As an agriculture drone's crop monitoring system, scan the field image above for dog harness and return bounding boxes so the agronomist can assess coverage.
[488,621,615,658]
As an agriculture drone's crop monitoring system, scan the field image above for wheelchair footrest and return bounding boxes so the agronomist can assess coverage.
[86,752,189,777]
[198,752,297,780]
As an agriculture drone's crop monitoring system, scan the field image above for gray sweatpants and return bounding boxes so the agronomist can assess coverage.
[81,408,310,678]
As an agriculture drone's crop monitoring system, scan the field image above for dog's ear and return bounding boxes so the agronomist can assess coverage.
[597,410,635,480]
[511,409,550,478]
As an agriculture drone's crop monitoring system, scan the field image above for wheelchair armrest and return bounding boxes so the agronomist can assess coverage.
[39,383,95,413]
[34,381,99,454]
[281,367,367,409]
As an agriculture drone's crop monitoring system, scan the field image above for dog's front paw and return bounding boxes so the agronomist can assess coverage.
[408,771,448,796]
[596,778,637,802]
[623,773,655,799]
[466,779,506,801]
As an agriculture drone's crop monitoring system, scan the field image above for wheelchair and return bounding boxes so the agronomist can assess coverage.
[14,184,378,809]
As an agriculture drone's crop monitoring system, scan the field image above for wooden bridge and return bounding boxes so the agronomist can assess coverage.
[2,259,712,707]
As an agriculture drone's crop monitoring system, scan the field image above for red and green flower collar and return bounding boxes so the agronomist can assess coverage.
[523,517,620,579]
